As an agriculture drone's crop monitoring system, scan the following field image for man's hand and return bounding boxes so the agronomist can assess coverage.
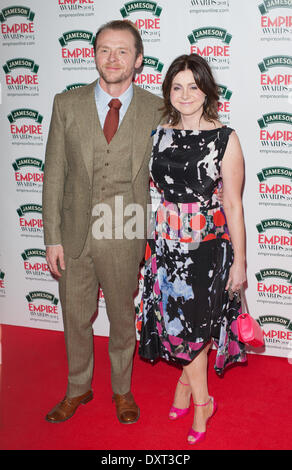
[46,245,65,278]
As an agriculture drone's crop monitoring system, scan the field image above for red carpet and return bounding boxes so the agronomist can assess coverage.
[1,324,292,450]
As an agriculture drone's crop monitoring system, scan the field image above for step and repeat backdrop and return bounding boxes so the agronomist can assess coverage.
[0,0,292,358]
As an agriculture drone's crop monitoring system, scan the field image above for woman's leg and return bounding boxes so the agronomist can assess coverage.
[169,369,191,416]
[170,342,211,414]
[183,342,214,442]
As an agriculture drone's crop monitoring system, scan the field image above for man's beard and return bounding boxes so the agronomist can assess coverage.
[98,67,131,85]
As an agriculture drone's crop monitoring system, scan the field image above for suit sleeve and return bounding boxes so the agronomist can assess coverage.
[42,94,68,246]
[154,95,163,127]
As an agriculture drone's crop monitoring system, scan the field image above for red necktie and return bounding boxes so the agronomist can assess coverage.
[103,98,122,144]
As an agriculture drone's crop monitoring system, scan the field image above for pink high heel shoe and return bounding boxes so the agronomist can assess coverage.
[187,396,217,445]
[169,378,191,420]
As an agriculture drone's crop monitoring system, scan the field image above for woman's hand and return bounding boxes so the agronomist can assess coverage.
[225,261,246,293]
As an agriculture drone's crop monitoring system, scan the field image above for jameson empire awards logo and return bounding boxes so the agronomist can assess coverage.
[120,2,162,43]
[258,112,292,154]
[187,26,231,70]
[3,57,39,96]
[16,203,43,237]
[256,218,292,256]
[189,0,230,14]
[135,56,164,93]
[12,157,44,193]
[258,315,292,349]
[21,248,52,281]
[7,108,43,145]
[258,55,292,99]
[26,291,60,323]
[58,0,95,17]
[257,165,292,208]
[256,268,292,305]
[217,84,232,125]
[59,30,95,70]
[258,0,292,41]
[0,5,35,45]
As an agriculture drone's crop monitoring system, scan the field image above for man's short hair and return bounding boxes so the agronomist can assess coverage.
[94,20,144,58]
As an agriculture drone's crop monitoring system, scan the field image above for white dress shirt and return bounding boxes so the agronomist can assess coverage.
[94,79,133,129]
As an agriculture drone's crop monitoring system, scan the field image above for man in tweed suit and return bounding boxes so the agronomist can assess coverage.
[43,20,162,424]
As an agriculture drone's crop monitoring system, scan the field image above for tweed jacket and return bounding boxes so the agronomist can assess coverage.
[42,80,163,259]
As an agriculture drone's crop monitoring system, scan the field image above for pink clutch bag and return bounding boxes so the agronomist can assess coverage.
[237,290,264,348]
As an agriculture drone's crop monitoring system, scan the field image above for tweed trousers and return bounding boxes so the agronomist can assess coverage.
[58,227,142,397]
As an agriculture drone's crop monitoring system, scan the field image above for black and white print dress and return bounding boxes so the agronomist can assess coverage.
[138,125,246,374]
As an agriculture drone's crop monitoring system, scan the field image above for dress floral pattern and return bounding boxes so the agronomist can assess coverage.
[138,125,246,374]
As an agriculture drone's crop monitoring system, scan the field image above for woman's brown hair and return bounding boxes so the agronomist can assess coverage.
[161,54,219,126]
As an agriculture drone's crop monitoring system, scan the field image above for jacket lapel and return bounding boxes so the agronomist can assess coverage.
[73,79,98,183]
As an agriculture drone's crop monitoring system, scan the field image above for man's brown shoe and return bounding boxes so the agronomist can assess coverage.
[112,391,140,424]
[45,390,93,423]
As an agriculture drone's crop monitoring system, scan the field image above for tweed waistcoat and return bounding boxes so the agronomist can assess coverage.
[91,98,135,235]
[92,103,134,204]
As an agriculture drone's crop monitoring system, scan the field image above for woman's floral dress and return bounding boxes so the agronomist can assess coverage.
[138,125,246,374]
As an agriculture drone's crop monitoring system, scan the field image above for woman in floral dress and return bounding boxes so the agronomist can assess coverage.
[139,54,247,444]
